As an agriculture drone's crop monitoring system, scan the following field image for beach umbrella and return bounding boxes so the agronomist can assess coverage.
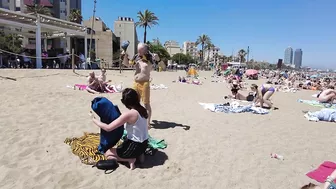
[310,75,318,78]
[245,69,258,76]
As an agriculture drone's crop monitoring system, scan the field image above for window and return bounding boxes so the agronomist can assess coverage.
[119,32,121,35]
[119,24,121,27]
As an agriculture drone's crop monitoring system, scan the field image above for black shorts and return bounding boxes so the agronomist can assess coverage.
[116,138,148,159]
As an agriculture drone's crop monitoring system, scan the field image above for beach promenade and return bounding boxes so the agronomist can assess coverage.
[0,69,334,189]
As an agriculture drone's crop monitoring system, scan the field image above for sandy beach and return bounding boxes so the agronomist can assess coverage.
[0,69,335,189]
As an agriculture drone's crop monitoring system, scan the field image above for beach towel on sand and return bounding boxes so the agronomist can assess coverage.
[91,97,124,154]
[298,99,336,108]
[64,132,167,165]
[74,84,118,93]
[199,103,269,114]
[306,161,336,183]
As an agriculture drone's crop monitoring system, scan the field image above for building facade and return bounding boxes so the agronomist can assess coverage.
[83,17,119,67]
[182,41,197,58]
[113,17,138,58]
[294,49,303,69]
[0,0,81,51]
[284,47,293,65]
[164,40,181,56]
[204,46,220,62]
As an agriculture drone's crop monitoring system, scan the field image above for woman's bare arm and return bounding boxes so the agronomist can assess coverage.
[92,112,131,132]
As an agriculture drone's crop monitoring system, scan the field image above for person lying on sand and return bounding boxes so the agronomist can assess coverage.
[301,169,336,189]
[318,87,336,103]
[92,88,149,170]
[225,88,254,101]
[251,83,275,108]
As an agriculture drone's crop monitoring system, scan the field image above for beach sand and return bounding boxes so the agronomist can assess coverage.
[0,69,335,189]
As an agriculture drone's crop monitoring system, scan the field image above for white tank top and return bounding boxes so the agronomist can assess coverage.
[125,112,149,143]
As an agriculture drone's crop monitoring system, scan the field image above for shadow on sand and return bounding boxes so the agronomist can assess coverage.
[138,151,168,169]
[151,120,191,131]
[118,151,168,170]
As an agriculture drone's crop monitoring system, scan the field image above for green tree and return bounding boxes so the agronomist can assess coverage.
[136,10,159,43]
[147,41,170,62]
[238,49,247,63]
[69,9,83,24]
[171,53,195,64]
[195,34,211,64]
[26,4,52,16]
[0,32,22,54]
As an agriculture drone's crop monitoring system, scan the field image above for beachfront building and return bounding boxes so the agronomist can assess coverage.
[182,41,197,59]
[0,0,81,18]
[0,8,87,68]
[204,46,220,62]
[0,0,82,51]
[294,49,303,69]
[83,17,119,68]
[113,17,138,58]
[284,46,293,65]
[164,40,181,56]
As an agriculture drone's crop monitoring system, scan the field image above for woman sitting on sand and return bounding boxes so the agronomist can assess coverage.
[251,83,275,108]
[86,72,101,94]
[92,88,149,170]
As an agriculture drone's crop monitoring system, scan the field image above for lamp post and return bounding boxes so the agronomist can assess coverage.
[88,0,97,68]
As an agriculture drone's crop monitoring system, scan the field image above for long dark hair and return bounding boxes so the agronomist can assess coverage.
[121,88,148,119]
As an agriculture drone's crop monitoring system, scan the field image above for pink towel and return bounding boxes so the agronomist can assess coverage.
[74,84,87,90]
[306,161,336,183]
[74,84,116,93]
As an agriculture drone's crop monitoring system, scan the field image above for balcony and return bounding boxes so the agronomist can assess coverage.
[24,0,53,7]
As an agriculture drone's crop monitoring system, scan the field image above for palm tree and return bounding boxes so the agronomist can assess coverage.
[69,9,83,24]
[136,10,159,43]
[69,9,83,54]
[238,49,247,63]
[195,34,211,65]
[26,4,52,16]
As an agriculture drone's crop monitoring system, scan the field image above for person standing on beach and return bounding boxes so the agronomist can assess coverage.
[121,43,159,128]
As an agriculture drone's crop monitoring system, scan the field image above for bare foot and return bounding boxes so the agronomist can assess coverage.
[129,158,136,170]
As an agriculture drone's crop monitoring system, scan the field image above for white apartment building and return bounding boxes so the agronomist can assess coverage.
[164,40,181,56]
[182,41,197,58]
[204,46,220,62]
[114,17,138,58]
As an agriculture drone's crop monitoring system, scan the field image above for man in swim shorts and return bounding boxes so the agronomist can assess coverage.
[121,43,159,128]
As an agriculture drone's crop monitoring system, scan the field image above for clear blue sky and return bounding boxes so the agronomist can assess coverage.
[82,0,336,69]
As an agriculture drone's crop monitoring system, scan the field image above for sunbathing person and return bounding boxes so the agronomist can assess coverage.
[92,88,149,170]
[226,88,254,101]
[96,69,116,93]
[86,72,101,94]
[251,83,275,108]
[318,87,336,103]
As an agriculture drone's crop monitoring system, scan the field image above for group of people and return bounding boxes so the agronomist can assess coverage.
[86,69,116,94]
[225,71,276,109]
[91,43,158,170]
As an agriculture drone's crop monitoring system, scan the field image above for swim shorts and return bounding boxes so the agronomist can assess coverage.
[133,81,150,104]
